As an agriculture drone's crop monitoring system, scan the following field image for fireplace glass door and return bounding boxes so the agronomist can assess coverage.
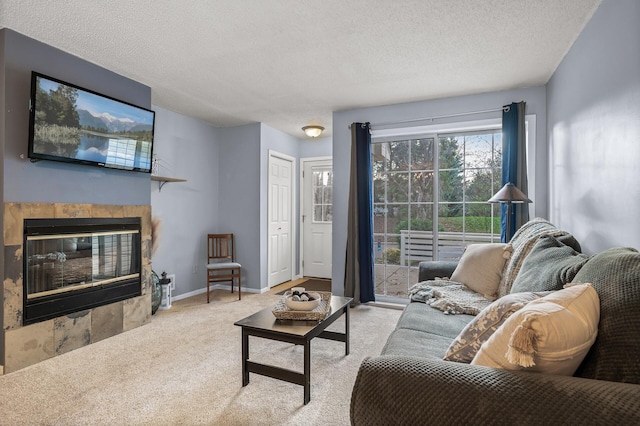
[26,231,139,299]
[23,217,142,325]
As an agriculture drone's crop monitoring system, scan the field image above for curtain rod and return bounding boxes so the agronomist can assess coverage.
[363,106,510,129]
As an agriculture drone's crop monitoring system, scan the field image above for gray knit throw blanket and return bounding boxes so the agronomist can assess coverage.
[408,280,492,315]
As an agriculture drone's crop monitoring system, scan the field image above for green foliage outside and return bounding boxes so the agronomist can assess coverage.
[374,133,503,239]
[393,216,500,236]
[382,248,400,265]
[439,216,501,233]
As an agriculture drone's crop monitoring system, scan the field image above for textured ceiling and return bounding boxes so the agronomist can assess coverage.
[0,0,601,138]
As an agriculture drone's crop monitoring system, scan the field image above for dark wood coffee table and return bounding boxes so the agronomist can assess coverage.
[234,295,352,404]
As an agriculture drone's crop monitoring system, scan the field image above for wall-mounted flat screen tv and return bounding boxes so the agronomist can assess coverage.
[28,72,155,173]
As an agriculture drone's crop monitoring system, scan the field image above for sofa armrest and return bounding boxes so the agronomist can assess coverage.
[351,356,640,425]
[418,261,458,281]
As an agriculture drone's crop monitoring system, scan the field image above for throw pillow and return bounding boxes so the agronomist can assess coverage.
[471,283,600,376]
[572,247,640,384]
[450,243,512,300]
[443,291,549,363]
[497,218,575,298]
[510,235,589,294]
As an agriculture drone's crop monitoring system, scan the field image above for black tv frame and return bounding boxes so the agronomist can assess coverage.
[28,71,155,173]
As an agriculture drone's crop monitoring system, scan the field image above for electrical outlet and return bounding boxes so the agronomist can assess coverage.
[192,264,197,274]
[167,274,176,291]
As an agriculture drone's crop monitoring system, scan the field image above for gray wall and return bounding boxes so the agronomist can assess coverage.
[150,105,219,296]
[547,0,640,253]
[217,123,262,291]
[332,87,547,295]
[0,29,6,366]
[299,136,332,158]
[1,29,151,205]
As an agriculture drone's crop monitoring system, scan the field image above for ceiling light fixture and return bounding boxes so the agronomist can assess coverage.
[302,125,324,138]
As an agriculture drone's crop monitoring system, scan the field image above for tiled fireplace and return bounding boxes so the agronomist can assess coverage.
[2,202,152,373]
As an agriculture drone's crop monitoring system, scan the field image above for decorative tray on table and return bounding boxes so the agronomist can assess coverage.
[272,291,332,321]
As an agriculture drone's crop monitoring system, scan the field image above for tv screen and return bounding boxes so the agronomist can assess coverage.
[28,72,155,173]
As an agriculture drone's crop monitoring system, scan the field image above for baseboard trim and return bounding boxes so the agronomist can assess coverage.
[172,284,266,302]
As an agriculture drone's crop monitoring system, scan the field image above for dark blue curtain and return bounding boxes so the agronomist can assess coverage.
[345,122,375,303]
[501,101,528,242]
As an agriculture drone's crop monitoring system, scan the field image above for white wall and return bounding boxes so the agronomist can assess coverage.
[547,0,640,253]
[150,105,220,296]
[332,87,547,295]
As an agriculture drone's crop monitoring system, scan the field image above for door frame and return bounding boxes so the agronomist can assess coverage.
[267,150,297,287]
[299,156,332,278]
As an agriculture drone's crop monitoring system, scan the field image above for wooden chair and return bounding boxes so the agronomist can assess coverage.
[206,234,241,302]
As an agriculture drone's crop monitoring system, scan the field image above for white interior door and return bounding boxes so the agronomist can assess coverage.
[302,159,332,278]
[268,152,293,287]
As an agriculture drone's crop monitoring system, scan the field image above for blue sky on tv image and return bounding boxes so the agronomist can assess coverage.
[38,79,154,125]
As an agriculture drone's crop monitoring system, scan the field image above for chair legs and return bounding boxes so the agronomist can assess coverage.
[207,271,241,303]
[229,275,241,300]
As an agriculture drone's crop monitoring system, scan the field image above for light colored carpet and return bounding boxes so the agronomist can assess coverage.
[0,289,401,425]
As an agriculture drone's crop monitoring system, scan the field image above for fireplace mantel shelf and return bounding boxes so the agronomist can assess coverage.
[151,175,187,191]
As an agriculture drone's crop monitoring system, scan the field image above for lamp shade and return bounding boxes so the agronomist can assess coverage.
[488,182,532,204]
[302,125,324,138]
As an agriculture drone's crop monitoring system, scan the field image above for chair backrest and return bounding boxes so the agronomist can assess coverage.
[207,234,235,263]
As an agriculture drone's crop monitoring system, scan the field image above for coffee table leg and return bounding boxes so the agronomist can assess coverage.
[304,340,311,405]
[345,304,350,356]
[242,328,249,386]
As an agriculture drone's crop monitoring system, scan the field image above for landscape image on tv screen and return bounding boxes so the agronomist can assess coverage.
[30,73,155,172]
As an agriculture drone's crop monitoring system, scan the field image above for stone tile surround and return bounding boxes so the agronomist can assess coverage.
[2,202,152,373]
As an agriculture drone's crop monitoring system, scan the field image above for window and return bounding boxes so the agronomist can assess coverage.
[312,167,333,222]
[372,129,503,300]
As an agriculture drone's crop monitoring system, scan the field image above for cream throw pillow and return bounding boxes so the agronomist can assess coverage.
[450,243,512,300]
[471,283,600,376]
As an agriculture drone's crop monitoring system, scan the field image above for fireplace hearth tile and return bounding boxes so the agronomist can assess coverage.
[3,202,152,372]
[91,302,124,343]
[4,245,23,330]
[141,264,152,295]
[123,295,151,331]
[54,310,91,355]
[54,203,92,218]
[3,277,23,331]
[5,320,54,373]
[4,203,55,245]
[91,204,124,218]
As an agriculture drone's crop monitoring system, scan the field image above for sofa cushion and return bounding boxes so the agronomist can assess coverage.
[510,235,589,294]
[381,328,454,360]
[450,243,512,300]
[572,247,640,384]
[443,291,548,363]
[471,284,600,376]
[498,218,574,297]
[395,301,474,340]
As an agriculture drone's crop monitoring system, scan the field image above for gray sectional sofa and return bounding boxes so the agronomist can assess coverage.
[350,218,640,425]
